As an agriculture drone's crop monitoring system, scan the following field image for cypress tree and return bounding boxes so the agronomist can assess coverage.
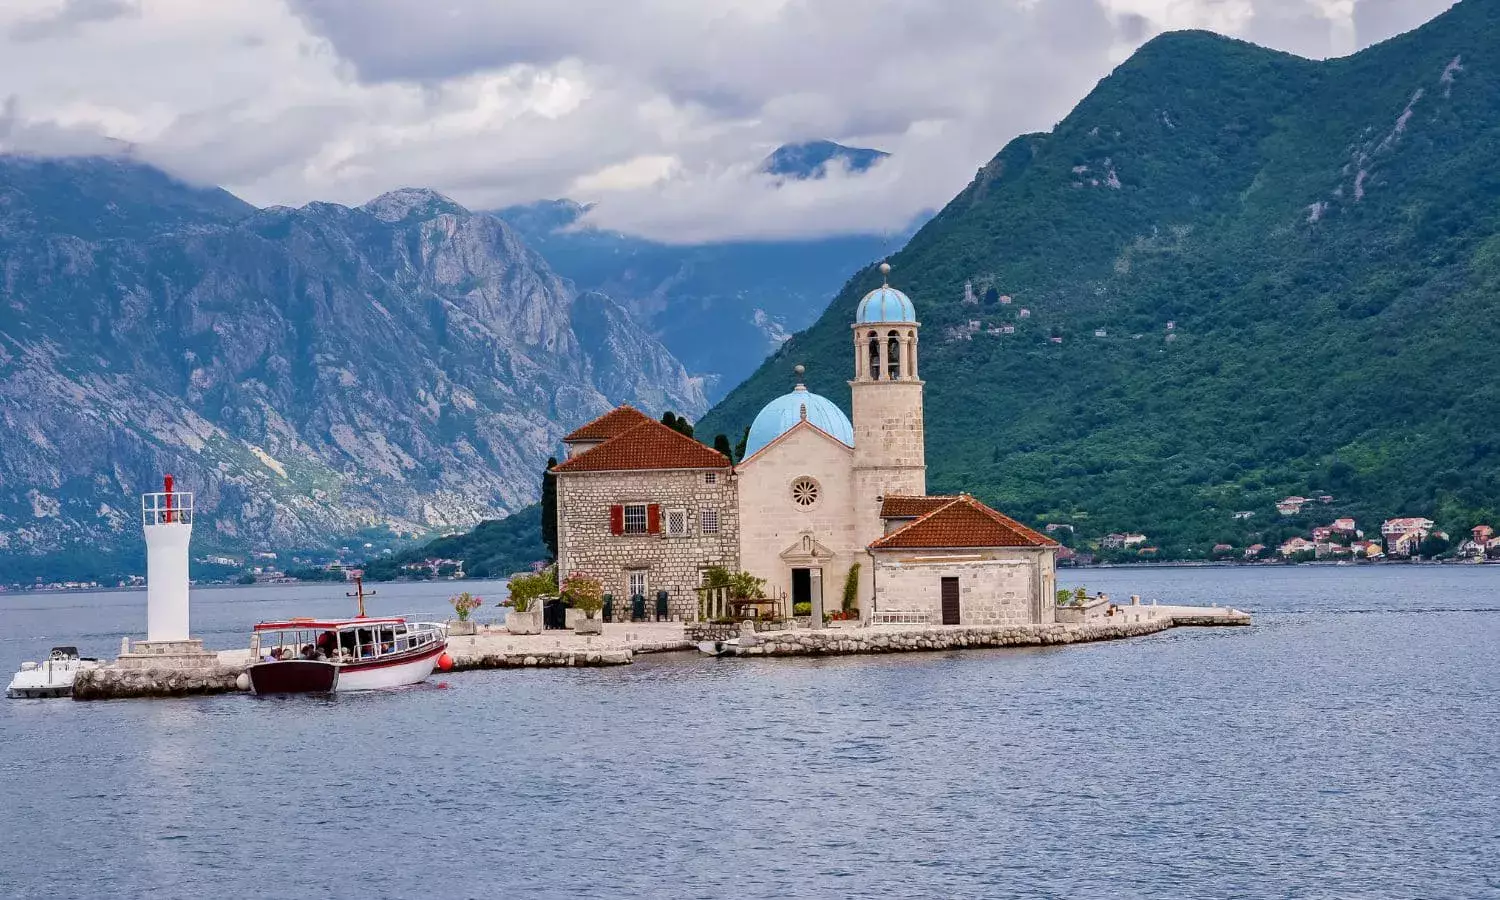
[734,425,751,461]
[713,433,733,459]
[541,456,558,559]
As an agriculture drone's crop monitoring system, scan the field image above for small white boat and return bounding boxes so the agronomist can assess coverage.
[695,638,740,657]
[7,646,100,699]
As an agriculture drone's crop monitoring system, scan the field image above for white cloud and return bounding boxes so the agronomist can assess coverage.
[0,0,1460,241]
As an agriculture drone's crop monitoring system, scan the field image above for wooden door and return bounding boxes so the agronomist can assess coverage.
[940,577,961,625]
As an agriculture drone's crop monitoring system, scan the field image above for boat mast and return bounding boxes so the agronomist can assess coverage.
[347,572,375,618]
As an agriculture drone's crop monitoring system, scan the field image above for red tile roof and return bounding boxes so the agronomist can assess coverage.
[562,406,653,443]
[869,495,1057,550]
[552,418,731,473]
[879,495,958,518]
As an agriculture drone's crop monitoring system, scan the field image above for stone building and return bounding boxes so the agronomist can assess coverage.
[552,409,738,619]
[552,263,1058,625]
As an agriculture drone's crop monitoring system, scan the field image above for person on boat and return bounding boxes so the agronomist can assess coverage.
[316,631,336,657]
[299,644,321,660]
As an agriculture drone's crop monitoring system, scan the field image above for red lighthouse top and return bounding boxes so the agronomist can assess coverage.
[143,473,193,526]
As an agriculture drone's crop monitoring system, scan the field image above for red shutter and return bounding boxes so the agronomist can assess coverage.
[647,504,661,534]
[609,505,624,536]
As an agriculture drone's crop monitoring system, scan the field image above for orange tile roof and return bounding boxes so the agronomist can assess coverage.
[562,406,653,443]
[879,495,958,518]
[869,495,1057,550]
[552,418,731,473]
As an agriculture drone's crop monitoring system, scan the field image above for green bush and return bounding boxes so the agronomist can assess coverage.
[793,601,812,616]
[842,563,860,611]
[507,567,556,612]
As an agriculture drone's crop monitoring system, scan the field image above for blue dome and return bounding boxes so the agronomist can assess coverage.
[856,286,917,323]
[744,385,854,459]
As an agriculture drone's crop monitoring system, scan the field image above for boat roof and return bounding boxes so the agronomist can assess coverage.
[253,617,406,632]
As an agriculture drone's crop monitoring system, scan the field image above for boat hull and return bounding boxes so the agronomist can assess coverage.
[335,643,444,691]
[6,659,96,699]
[247,643,445,695]
[248,660,338,695]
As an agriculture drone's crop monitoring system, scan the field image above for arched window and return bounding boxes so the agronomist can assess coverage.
[868,332,880,380]
[887,331,901,380]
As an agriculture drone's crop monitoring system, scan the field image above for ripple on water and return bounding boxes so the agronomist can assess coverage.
[2,571,1499,897]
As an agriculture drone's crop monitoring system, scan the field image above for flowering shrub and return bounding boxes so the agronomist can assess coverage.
[450,591,482,621]
[562,574,604,618]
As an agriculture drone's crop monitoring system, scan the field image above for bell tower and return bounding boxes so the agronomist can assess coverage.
[850,262,926,549]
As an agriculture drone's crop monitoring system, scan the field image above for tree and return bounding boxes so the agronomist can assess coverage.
[540,457,558,559]
[661,411,694,438]
[734,425,751,461]
[841,563,861,611]
[713,433,734,460]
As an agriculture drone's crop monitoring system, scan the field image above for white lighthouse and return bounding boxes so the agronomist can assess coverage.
[144,474,192,642]
[117,474,216,669]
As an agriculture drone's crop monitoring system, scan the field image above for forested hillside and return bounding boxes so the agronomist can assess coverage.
[699,0,1500,554]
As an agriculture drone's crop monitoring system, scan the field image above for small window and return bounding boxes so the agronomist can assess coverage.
[791,477,820,507]
[701,507,720,534]
[705,472,717,485]
[665,508,688,536]
[627,569,648,600]
[623,503,648,534]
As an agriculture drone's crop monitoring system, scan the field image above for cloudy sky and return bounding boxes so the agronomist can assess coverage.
[0,0,1456,242]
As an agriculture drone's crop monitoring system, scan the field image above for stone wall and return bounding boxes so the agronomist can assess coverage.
[556,468,738,621]
[73,665,244,700]
[849,375,926,608]
[685,619,797,642]
[731,618,1177,657]
[871,548,1057,625]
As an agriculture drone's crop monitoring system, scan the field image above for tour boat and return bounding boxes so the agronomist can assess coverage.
[7,646,100,699]
[246,617,448,694]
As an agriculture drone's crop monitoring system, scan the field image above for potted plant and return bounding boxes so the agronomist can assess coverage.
[505,566,555,635]
[563,573,605,635]
[449,591,482,635]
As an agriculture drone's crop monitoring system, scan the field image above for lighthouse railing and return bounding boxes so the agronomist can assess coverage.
[142,491,194,526]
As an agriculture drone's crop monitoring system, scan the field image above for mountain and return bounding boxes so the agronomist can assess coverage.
[760,140,891,179]
[0,158,705,562]
[493,196,913,400]
[699,0,1500,555]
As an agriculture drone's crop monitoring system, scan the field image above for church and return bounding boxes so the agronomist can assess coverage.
[551,264,1059,626]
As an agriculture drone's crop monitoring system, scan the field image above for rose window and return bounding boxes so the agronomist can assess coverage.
[791,477,820,507]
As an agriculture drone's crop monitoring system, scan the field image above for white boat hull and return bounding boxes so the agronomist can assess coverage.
[334,643,445,691]
[7,657,98,699]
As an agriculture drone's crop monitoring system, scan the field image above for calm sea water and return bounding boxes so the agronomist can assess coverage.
[1,567,1497,899]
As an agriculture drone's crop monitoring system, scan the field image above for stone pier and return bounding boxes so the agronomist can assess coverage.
[721,606,1250,658]
[64,607,1249,699]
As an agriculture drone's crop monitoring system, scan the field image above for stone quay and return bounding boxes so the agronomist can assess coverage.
[717,605,1249,659]
[65,605,1248,700]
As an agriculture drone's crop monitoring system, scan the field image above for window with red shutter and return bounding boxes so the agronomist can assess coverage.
[647,503,661,534]
[609,505,624,535]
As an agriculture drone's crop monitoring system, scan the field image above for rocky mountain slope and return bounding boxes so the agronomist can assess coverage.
[0,159,705,558]
[700,0,1500,554]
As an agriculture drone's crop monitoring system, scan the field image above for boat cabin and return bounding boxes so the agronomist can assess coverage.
[251,617,440,664]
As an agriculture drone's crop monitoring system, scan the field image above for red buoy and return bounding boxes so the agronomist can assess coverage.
[437,653,454,672]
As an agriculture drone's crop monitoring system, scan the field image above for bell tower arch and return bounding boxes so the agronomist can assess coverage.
[849,263,926,552]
